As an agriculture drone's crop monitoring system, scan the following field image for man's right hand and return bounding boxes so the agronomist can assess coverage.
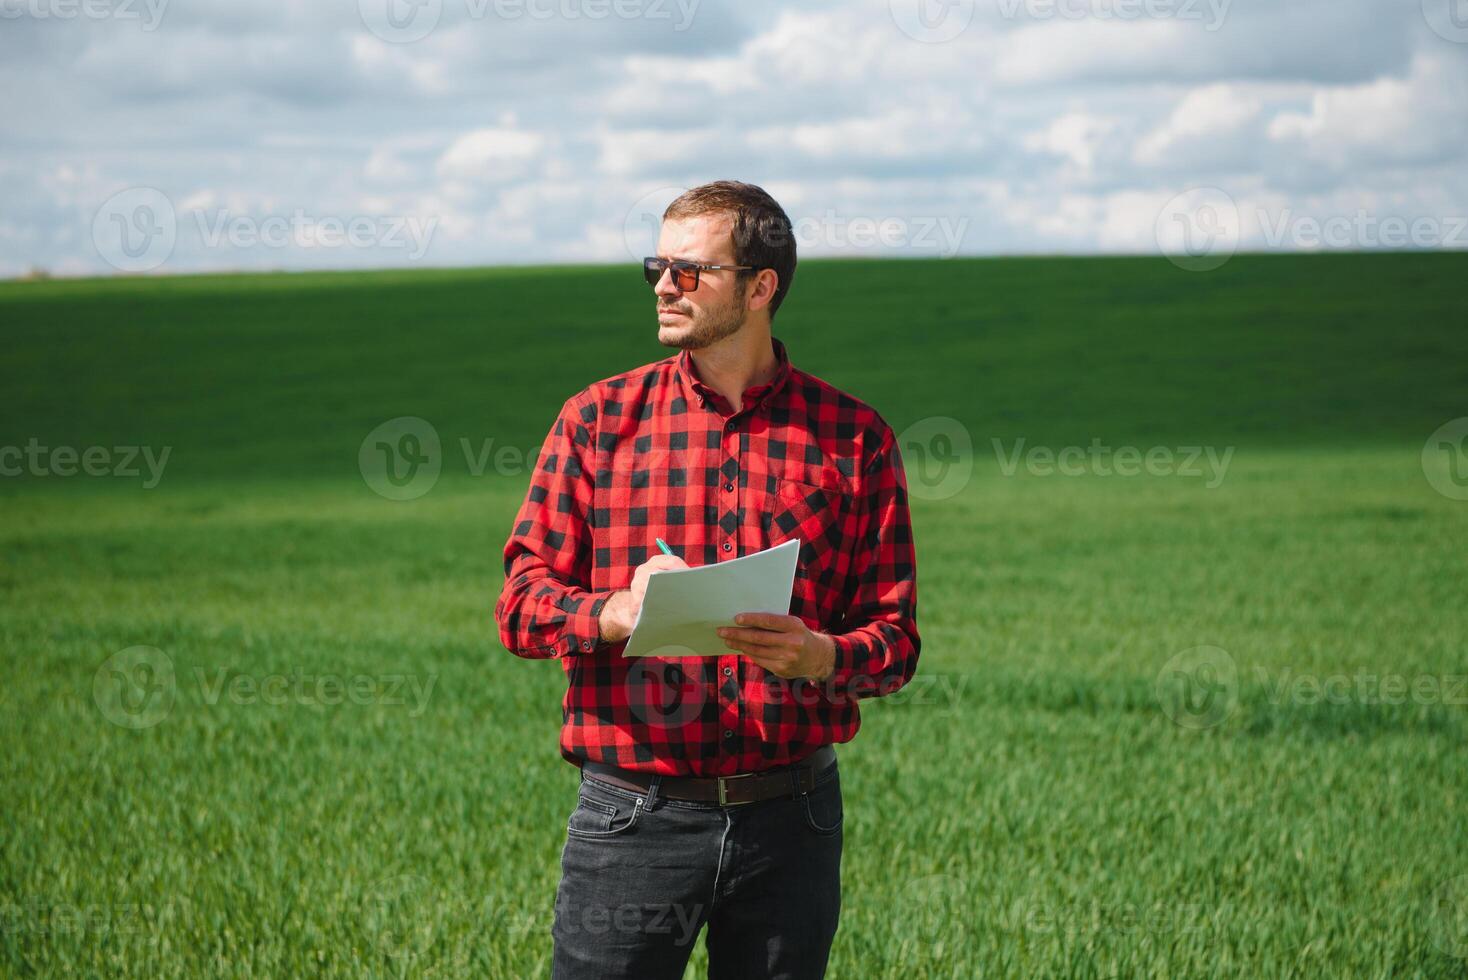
[597,553,690,643]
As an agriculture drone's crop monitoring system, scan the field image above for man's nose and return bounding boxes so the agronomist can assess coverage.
[655,268,681,299]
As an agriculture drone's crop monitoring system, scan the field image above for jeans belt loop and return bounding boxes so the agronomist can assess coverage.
[644,773,663,811]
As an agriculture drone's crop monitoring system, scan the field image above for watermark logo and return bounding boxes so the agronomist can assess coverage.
[624,659,708,730]
[358,0,442,42]
[889,0,975,43]
[623,185,687,261]
[1156,645,1238,730]
[1422,0,1468,43]
[1157,196,1466,271]
[358,422,577,499]
[93,646,176,729]
[1155,187,1240,272]
[363,874,437,957]
[360,417,442,500]
[92,189,439,272]
[194,209,437,260]
[899,874,969,947]
[92,187,176,273]
[1422,418,1468,501]
[896,417,974,501]
[1429,875,1468,959]
[93,651,437,726]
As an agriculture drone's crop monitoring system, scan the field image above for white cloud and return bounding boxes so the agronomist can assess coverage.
[3,0,1466,275]
[1133,84,1263,167]
[435,128,546,184]
[596,128,725,178]
[1025,112,1119,177]
[1266,53,1468,170]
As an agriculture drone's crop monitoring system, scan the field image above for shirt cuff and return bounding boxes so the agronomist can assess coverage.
[562,589,620,657]
[825,630,870,697]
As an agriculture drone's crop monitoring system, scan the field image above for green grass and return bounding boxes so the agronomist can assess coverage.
[3,253,1467,977]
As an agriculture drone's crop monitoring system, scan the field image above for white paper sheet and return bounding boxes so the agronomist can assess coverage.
[620,539,800,658]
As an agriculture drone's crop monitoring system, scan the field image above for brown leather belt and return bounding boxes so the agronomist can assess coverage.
[580,744,836,806]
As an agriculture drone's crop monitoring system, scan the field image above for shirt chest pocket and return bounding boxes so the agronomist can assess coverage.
[755,461,855,596]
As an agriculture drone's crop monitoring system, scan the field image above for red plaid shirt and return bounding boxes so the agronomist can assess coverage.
[495,335,920,776]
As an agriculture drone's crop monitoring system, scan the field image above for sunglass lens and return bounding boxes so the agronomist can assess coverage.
[643,258,699,291]
[671,263,698,291]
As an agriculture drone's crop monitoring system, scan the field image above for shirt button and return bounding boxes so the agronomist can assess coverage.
[723,482,734,492]
[723,730,734,738]
[722,542,732,552]
[722,666,733,676]
[581,640,592,650]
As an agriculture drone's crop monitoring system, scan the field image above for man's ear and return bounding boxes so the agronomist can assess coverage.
[746,268,779,312]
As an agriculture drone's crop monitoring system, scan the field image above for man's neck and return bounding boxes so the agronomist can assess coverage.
[687,326,778,415]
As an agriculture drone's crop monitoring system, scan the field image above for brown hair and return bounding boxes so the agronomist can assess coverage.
[663,180,797,319]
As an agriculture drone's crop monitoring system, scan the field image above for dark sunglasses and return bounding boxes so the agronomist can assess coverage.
[643,256,757,292]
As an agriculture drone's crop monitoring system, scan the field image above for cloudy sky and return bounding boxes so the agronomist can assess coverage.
[3,0,1467,276]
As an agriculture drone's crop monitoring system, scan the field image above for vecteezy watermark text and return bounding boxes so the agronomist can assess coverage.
[1,439,170,488]
[359,0,701,44]
[1157,188,1468,272]
[193,667,438,716]
[0,0,167,30]
[1253,667,1468,707]
[92,187,438,273]
[553,898,703,946]
[996,0,1230,30]
[93,646,438,729]
[788,210,969,257]
[621,187,969,261]
[993,438,1234,488]
[0,897,186,935]
[359,416,561,500]
[195,210,436,259]
[889,0,1228,44]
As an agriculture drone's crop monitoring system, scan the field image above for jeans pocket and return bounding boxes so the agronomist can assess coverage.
[800,770,843,837]
[567,778,646,839]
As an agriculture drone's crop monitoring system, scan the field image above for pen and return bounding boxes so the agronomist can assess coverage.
[654,537,676,557]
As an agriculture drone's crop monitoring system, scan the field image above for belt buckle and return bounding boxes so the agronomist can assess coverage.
[716,771,756,806]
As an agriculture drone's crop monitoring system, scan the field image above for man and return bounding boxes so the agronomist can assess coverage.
[494,180,920,979]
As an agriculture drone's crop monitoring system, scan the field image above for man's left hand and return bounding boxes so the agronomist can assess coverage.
[718,613,835,682]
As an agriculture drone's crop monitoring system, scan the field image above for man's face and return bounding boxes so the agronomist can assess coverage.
[653,214,752,350]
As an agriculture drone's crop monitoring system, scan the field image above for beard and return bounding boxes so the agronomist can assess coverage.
[657,292,747,350]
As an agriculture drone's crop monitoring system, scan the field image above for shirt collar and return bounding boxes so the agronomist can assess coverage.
[677,335,793,416]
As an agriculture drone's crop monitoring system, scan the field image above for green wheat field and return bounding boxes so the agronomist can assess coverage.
[3,252,1467,978]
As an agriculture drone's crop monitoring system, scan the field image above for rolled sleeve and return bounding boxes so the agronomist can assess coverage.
[495,393,616,660]
[825,425,920,699]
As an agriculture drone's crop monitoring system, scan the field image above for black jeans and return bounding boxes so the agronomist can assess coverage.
[550,757,844,979]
